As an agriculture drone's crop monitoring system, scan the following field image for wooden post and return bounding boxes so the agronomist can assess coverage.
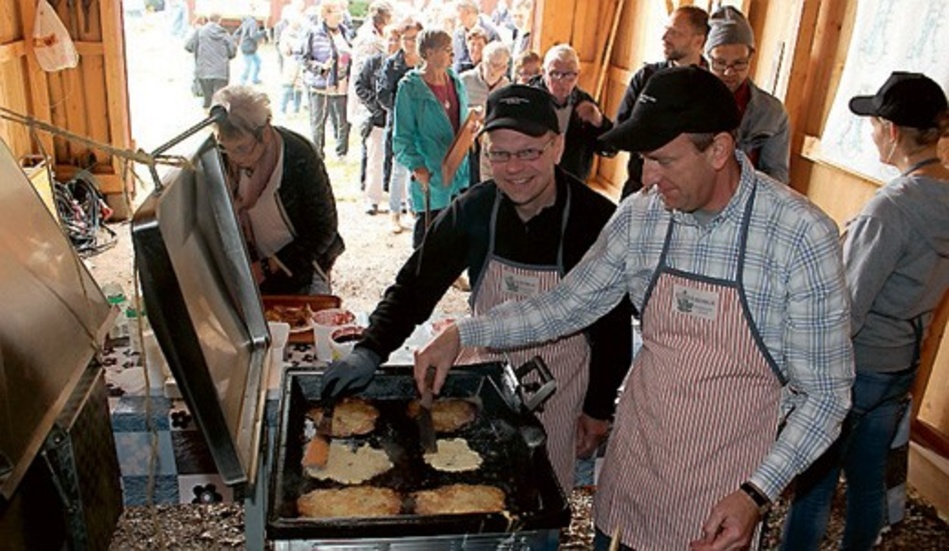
[593,0,624,103]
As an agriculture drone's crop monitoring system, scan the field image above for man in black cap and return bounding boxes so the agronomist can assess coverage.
[415,67,854,550]
[613,5,709,199]
[320,84,632,492]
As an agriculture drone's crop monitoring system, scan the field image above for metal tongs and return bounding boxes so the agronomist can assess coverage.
[417,367,438,453]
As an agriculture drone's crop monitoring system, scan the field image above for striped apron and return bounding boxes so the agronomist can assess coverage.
[595,184,783,549]
[455,188,590,491]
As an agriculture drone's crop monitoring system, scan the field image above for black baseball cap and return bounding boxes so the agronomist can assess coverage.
[849,71,948,129]
[600,66,741,152]
[480,84,560,137]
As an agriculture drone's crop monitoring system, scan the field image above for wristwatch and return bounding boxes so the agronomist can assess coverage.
[739,481,771,516]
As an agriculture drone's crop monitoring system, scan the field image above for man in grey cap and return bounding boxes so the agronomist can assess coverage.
[321,84,632,493]
[706,6,790,183]
[415,67,853,550]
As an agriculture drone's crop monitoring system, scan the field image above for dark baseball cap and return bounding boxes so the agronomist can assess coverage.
[480,84,561,137]
[849,71,948,129]
[600,66,741,152]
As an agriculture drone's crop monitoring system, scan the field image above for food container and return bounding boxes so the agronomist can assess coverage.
[328,325,364,360]
[312,308,357,362]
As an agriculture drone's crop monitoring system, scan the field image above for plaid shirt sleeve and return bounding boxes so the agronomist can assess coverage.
[457,204,634,351]
[458,155,854,502]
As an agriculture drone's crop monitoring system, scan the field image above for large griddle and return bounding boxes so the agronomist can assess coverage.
[129,135,570,546]
[268,363,569,541]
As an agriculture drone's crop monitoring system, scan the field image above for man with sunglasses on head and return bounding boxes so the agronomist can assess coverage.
[527,44,614,182]
[706,6,789,184]
[320,85,632,493]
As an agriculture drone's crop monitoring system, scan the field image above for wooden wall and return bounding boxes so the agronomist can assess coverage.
[537,0,949,506]
[0,0,132,198]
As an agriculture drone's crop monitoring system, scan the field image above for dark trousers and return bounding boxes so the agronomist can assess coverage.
[199,78,228,108]
[308,92,350,158]
[412,208,443,249]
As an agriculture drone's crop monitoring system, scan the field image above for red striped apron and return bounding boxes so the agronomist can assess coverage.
[455,188,590,491]
[595,184,783,549]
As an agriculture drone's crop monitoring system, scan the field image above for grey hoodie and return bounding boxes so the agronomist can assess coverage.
[844,173,949,372]
[185,22,236,81]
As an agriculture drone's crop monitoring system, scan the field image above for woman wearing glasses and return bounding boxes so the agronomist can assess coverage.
[392,28,472,247]
[212,85,344,295]
[705,6,790,184]
[526,44,614,182]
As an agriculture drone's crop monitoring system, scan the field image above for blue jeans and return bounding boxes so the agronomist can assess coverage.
[388,161,408,215]
[782,367,917,550]
[240,52,261,84]
[279,85,302,114]
[593,527,633,551]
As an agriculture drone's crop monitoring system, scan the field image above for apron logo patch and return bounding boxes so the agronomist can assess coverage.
[673,284,719,321]
[500,267,541,299]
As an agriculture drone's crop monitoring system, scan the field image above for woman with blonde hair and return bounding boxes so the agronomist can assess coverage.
[784,71,949,549]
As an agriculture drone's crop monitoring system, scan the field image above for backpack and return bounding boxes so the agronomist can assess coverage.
[238,21,260,54]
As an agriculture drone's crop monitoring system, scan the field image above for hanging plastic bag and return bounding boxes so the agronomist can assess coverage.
[32,0,80,72]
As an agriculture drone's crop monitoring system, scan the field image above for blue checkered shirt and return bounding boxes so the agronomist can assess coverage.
[458,152,855,500]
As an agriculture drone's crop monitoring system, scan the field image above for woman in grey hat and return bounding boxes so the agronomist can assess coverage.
[782,71,949,550]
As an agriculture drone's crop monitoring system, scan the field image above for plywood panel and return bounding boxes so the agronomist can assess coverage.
[0,60,32,159]
[0,0,23,43]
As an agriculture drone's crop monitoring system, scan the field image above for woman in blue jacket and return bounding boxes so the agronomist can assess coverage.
[393,29,470,248]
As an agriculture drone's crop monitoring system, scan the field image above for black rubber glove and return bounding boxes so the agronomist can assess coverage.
[320,347,382,400]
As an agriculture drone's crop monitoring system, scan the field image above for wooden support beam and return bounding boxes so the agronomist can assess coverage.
[19,0,54,158]
[594,0,624,103]
[99,0,135,197]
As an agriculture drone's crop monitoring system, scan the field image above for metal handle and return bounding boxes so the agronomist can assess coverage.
[512,356,557,414]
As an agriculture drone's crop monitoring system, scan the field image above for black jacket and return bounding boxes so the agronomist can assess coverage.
[355,52,387,129]
[376,50,414,116]
[528,76,615,183]
[258,128,345,294]
[358,169,633,420]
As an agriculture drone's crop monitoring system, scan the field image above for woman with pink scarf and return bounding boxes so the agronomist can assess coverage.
[212,85,344,295]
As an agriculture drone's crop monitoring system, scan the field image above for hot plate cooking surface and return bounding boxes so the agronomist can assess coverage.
[268,363,569,540]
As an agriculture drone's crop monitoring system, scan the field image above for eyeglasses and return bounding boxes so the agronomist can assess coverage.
[218,134,261,158]
[401,34,418,42]
[486,139,554,163]
[710,58,750,73]
[547,70,578,82]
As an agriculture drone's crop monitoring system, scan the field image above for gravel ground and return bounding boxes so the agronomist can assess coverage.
[94,11,948,551]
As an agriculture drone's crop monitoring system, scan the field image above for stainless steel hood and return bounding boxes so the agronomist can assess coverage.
[0,138,111,500]
[131,136,270,488]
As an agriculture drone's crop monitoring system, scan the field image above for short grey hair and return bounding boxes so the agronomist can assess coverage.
[212,85,272,140]
[482,41,511,66]
[543,43,579,70]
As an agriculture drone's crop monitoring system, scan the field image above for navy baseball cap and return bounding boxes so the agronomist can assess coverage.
[480,84,561,137]
[600,66,741,152]
[849,71,948,129]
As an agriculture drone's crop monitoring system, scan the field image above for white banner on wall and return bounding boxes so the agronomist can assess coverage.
[820,0,949,183]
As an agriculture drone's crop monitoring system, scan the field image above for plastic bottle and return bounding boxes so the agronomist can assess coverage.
[102,282,129,340]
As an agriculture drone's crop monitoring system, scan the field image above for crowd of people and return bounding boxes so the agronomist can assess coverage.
[180,2,949,549]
